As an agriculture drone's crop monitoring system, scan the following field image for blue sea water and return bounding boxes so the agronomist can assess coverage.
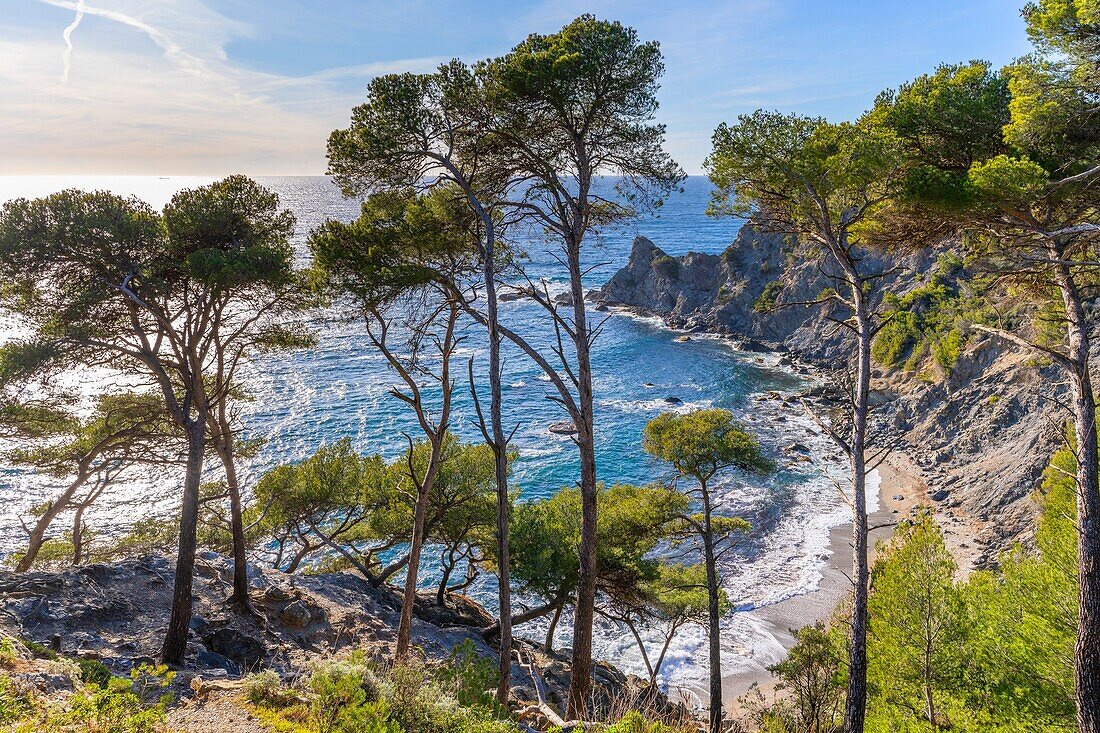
[0,175,855,697]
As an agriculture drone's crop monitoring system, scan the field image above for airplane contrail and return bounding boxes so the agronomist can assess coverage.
[61,0,87,84]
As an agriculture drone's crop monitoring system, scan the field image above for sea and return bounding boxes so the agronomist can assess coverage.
[0,175,863,701]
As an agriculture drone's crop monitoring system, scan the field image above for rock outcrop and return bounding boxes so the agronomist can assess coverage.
[0,552,669,717]
[597,228,1066,552]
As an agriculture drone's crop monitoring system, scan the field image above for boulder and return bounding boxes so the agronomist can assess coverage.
[201,628,265,671]
[278,600,313,630]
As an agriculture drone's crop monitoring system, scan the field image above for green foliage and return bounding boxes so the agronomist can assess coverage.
[434,641,500,712]
[651,255,679,275]
[707,111,904,249]
[871,254,996,374]
[0,675,36,725]
[868,510,964,729]
[250,649,517,733]
[871,61,1010,173]
[643,408,774,484]
[309,188,475,310]
[765,445,1081,732]
[246,671,297,708]
[0,663,175,732]
[94,517,179,561]
[77,659,112,688]
[508,483,689,617]
[309,659,378,733]
[753,280,783,313]
[967,154,1049,203]
[480,14,684,219]
[765,623,845,733]
[601,710,691,733]
[5,537,78,570]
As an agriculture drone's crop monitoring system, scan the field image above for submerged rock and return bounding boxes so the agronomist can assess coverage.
[548,421,577,435]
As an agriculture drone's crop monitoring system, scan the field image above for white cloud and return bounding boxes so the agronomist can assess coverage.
[1,1,439,174]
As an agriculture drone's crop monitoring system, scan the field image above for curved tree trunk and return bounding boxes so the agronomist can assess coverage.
[437,546,457,607]
[71,501,87,565]
[214,429,252,611]
[284,540,312,573]
[842,286,872,733]
[16,469,89,572]
[161,415,207,667]
[546,599,563,653]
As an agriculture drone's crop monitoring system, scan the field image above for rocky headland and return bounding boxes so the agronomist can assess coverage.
[596,227,1067,556]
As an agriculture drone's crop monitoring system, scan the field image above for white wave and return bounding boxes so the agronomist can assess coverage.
[597,397,715,415]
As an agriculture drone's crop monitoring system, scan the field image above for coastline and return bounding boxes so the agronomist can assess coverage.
[603,304,991,712]
[721,450,932,711]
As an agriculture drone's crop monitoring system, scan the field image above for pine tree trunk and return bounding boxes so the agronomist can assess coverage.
[71,502,87,565]
[161,415,207,667]
[214,428,251,610]
[842,288,872,733]
[702,486,724,733]
[483,219,514,704]
[546,600,563,652]
[395,440,443,661]
[567,235,599,721]
[16,470,89,572]
[1052,256,1100,733]
[437,547,456,607]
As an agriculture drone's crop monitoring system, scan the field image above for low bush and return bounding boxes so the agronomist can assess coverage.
[248,646,517,733]
[871,254,999,375]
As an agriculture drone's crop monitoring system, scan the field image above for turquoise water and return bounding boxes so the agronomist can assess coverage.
[0,176,852,695]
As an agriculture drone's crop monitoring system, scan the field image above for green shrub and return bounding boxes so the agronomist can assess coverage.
[4,538,78,571]
[251,646,518,733]
[22,640,59,661]
[78,658,112,688]
[434,640,498,711]
[246,670,298,708]
[754,280,783,313]
[91,518,178,561]
[871,255,997,375]
[0,675,36,725]
[310,659,375,733]
[602,710,690,733]
[652,255,678,275]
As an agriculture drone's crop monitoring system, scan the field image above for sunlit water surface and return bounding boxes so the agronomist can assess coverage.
[0,175,861,698]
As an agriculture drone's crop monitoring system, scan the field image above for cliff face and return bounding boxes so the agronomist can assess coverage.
[599,229,934,363]
[597,227,1062,553]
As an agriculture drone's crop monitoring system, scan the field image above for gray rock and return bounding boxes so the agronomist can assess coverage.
[201,628,265,671]
[195,648,242,676]
[597,226,1063,552]
[549,421,577,436]
[279,600,312,629]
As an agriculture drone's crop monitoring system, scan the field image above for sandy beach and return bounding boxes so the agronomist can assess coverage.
[720,449,963,712]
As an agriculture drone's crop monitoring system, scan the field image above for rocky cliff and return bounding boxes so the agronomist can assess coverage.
[597,227,1064,554]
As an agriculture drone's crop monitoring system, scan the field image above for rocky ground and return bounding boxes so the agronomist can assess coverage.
[595,229,1069,556]
[0,553,677,731]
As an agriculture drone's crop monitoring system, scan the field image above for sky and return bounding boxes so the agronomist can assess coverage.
[1,0,1033,176]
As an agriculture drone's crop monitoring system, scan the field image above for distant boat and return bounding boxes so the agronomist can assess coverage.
[157,176,170,179]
